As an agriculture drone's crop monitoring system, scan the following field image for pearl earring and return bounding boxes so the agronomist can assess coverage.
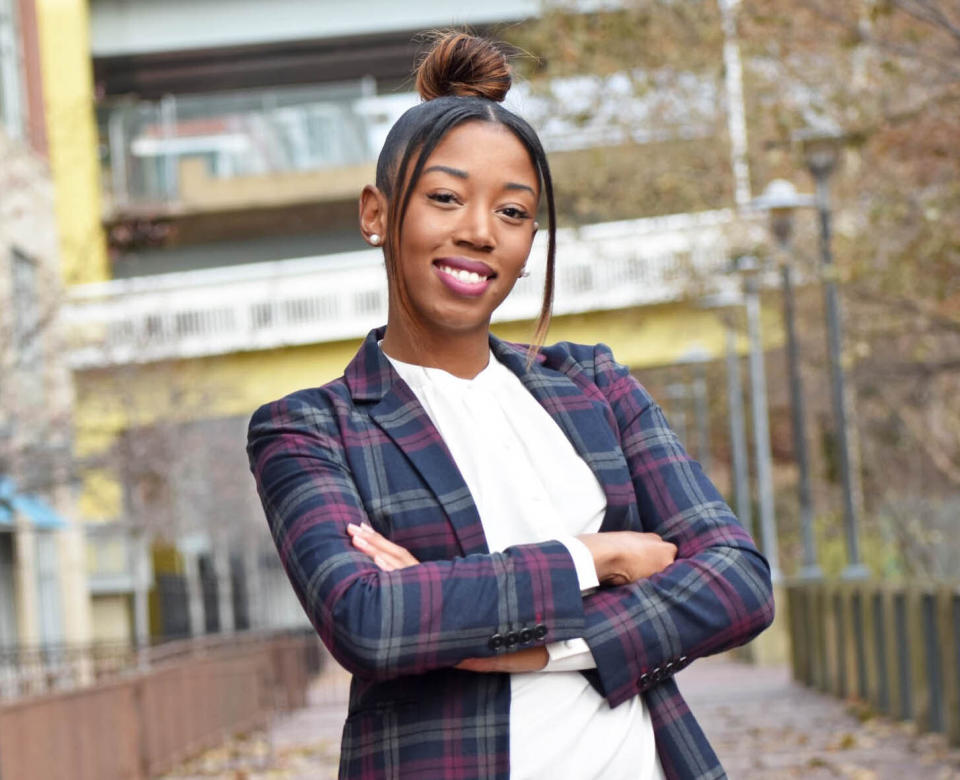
[368,233,382,246]
[519,267,530,278]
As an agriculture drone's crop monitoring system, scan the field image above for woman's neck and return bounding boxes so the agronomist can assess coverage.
[380,320,491,379]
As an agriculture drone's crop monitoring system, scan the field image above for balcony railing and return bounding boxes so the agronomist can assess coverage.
[65,210,736,368]
[98,73,720,213]
[101,79,379,211]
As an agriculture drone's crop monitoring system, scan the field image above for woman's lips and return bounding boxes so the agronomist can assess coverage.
[432,257,495,297]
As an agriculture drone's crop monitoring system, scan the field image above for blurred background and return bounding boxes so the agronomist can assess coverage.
[0,0,958,777]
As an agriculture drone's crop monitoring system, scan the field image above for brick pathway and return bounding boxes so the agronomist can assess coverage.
[162,655,960,778]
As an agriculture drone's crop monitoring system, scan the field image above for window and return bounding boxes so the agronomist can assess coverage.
[0,532,17,646]
[34,531,62,645]
[10,247,41,373]
[0,0,23,139]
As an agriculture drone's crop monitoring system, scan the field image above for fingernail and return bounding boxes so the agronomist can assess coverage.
[347,523,360,534]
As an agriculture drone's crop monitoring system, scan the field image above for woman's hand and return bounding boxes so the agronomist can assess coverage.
[455,647,548,673]
[576,531,677,586]
[347,523,419,570]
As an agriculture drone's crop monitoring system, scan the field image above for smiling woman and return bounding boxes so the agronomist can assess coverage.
[362,120,540,376]
[247,30,774,780]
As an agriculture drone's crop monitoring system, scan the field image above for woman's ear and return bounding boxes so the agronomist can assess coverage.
[359,185,388,247]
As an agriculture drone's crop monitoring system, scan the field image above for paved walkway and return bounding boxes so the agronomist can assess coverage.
[162,655,960,779]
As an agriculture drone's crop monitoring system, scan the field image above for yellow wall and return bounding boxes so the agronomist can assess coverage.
[90,594,132,643]
[72,302,783,521]
[36,0,108,284]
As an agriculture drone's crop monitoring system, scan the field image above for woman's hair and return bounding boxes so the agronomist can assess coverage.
[376,31,557,348]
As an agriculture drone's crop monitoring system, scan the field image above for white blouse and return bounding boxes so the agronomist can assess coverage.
[384,348,665,780]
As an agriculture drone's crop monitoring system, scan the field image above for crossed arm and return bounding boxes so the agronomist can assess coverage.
[346,520,679,672]
[248,347,773,702]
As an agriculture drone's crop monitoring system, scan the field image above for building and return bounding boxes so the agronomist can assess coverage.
[0,0,92,676]
[33,0,777,645]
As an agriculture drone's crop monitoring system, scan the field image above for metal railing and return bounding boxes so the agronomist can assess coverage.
[0,628,322,702]
[786,580,960,746]
[64,209,736,368]
[98,72,721,213]
[101,80,378,209]
[0,629,323,779]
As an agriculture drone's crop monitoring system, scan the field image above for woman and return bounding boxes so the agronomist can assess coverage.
[247,32,774,780]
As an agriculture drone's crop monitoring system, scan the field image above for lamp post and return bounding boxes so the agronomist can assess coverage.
[678,345,713,477]
[699,291,751,537]
[752,179,822,580]
[796,129,869,580]
[731,255,780,584]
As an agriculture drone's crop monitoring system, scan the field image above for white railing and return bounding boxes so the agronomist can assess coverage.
[64,210,737,368]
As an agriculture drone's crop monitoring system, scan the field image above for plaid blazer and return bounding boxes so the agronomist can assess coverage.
[247,327,774,779]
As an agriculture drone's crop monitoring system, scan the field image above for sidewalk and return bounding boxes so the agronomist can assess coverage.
[163,655,960,778]
[678,657,960,779]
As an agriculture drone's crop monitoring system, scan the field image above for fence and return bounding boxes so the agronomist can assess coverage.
[0,630,322,779]
[786,581,960,746]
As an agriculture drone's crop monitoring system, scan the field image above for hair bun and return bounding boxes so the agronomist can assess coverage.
[416,32,511,103]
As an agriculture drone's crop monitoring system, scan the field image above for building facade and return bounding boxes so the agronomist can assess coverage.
[0,0,92,672]
[33,0,777,644]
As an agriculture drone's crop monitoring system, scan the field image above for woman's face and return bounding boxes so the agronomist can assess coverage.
[389,120,539,340]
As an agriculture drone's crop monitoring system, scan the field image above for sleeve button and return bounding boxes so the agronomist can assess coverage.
[533,624,548,640]
[519,628,533,643]
[488,633,504,650]
[505,631,519,647]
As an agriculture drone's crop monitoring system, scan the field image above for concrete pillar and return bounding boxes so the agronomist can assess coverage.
[131,529,150,649]
[55,524,93,645]
[182,549,205,637]
[12,520,39,645]
[213,546,234,634]
[242,545,262,630]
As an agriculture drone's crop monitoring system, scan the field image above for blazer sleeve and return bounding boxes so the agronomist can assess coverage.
[580,344,775,708]
[247,392,586,681]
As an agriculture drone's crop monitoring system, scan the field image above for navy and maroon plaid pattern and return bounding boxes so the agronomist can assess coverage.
[247,327,774,779]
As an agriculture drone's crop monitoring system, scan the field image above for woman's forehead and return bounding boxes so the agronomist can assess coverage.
[421,122,539,189]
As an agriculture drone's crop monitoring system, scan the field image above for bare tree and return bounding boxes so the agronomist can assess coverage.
[507,0,960,575]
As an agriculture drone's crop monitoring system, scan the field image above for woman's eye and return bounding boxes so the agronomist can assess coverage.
[499,206,530,220]
[427,192,459,205]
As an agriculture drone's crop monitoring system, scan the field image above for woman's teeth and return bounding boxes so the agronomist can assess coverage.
[439,265,486,285]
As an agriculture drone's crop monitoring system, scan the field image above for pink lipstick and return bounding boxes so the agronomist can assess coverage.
[432,257,495,297]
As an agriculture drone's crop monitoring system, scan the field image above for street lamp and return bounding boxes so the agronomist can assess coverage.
[699,290,751,539]
[730,255,780,584]
[796,128,869,580]
[678,345,713,478]
[752,179,822,580]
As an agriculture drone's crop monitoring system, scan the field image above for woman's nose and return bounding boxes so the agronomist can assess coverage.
[453,205,495,251]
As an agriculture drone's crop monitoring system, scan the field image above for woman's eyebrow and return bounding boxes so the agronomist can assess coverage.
[424,164,468,179]
[423,164,536,196]
[505,182,536,196]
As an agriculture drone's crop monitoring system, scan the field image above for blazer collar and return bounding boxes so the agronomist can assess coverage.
[344,326,546,402]
[344,327,630,548]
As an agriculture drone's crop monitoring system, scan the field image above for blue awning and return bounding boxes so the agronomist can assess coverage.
[0,477,69,530]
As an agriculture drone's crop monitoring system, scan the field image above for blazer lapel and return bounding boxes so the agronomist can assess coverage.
[346,328,489,556]
[491,336,636,533]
